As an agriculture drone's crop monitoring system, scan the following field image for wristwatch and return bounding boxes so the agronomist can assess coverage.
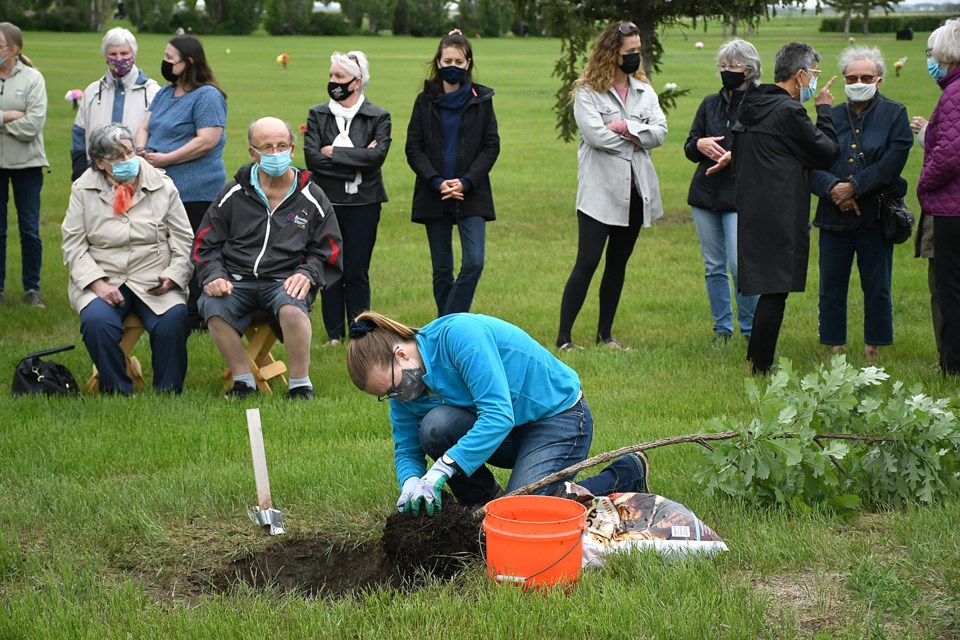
[441,453,459,475]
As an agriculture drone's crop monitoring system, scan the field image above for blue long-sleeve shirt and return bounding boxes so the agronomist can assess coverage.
[388,314,581,486]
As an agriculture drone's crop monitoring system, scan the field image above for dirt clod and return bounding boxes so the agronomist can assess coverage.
[382,503,483,579]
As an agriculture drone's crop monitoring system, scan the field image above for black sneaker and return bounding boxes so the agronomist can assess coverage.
[24,290,45,308]
[288,386,316,400]
[712,331,732,344]
[630,451,651,493]
[226,381,257,399]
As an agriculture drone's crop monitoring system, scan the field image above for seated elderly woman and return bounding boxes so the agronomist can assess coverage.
[61,123,194,394]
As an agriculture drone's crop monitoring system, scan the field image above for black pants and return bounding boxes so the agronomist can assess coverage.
[321,203,381,340]
[934,216,960,374]
[557,192,643,346]
[747,292,788,374]
[183,201,212,330]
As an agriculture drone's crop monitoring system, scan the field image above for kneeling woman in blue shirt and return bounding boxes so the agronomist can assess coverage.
[346,311,650,516]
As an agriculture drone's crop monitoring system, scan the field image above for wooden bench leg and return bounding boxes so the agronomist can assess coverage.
[222,322,288,396]
[86,314,147,393]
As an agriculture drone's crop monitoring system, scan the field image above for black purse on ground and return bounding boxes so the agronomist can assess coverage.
[12,345,81,397]
[878,193,915,245]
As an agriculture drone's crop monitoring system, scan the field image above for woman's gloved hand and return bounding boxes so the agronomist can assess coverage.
[406,457,457,517]
[396,476,421,513]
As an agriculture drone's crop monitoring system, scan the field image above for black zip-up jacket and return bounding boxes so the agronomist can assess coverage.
[684,88,745,212]
[405,83,500,222]
[303,99,391,206]
[192,164,343,289]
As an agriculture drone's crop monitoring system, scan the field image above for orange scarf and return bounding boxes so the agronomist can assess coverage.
[113,184,134,215]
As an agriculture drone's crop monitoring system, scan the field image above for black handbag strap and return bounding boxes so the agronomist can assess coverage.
[22,345,75,360]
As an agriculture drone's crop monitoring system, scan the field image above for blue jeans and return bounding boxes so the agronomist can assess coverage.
[691,207,757,336]
[818,225,893,346]
[80,286,189,394]
[0,167,43,294]
[424,215,486,316]
[417,401,647,504]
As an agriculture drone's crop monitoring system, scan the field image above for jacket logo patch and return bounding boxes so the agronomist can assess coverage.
[287,210,309,229]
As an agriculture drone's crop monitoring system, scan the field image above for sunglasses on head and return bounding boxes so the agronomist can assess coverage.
[618,22,638,35]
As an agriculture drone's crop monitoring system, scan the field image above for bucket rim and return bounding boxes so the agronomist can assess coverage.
[483,494,586,524]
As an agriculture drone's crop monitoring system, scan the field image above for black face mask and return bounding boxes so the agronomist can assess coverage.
[160,60,180,84]
[618,52,641,75]
[721,70,747,91]
[327,80,355,102]
[439,65,467,85]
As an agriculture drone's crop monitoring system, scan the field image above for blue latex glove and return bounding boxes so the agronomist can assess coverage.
[407,457,457,517]
[396,476,420,513]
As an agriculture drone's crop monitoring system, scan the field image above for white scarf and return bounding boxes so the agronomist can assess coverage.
[328,94,365,195]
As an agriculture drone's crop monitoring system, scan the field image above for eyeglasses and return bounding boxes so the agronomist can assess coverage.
[844,74,878,84]
[377,355,402,402]
[804,68,822,78]
[926,48,933,57]
[251,143,292,155]
[106,146,137,162]
[618,22,638,35]
[717,64,746,71]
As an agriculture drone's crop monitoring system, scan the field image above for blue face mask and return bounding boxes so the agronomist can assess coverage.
[111,157,140,182]
[799,71,818,102]
[258,151,292,177]
[439,65,466,85]
[928,57,948,80]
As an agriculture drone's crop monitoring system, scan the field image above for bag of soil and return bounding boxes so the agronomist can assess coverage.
[556,483,728,568]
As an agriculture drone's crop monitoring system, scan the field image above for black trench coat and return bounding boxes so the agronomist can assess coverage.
[732,84,839,296]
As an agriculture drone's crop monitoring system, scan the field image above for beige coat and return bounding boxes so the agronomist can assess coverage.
[61,159,194,315]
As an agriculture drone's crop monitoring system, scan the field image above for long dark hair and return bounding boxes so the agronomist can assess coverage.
[168,35,226,98]
[423,30,475,98]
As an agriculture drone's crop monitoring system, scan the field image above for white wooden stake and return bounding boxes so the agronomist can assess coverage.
[246,408,284,534]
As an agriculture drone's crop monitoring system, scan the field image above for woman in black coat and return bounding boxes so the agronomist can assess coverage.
[730,42,840,374]
[304,51,391,345]
[405,30,500,317]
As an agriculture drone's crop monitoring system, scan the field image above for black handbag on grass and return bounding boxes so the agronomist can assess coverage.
[878,194,915,245]
[12,345,81,397]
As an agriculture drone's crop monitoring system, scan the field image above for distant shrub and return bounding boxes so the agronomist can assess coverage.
[304,11,355,35]
[820,13,960,33]
[13,6,87,32]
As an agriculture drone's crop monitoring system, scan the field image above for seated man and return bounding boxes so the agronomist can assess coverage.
[193,117,343,399]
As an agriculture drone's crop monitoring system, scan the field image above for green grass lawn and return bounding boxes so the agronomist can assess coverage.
[1,14,958,638]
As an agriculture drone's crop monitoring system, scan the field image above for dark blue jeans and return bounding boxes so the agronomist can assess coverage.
[417,401,647,505]
[321,203,381,339]
[818,225,893,346]
[80,286,189,394]
[424,215,486,316]
[0,167,43,294]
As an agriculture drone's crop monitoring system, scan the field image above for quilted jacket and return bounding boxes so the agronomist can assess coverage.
[917,66,960,216]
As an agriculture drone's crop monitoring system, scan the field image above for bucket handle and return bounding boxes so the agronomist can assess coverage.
[479,527,585,585]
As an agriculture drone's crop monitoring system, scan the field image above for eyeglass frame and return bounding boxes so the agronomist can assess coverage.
[843,74,878,84]
[376,350,404,402]
[617,22,638,36]
[803,68,822,78]
[926,48,933,58]
[250,143,293,155]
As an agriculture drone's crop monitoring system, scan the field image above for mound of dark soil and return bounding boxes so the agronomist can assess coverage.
[381,503,483,579]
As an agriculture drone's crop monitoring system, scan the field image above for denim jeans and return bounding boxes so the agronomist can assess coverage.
[424,215,486,316]
[80,286,189,394]
[691,207,758,336]
[417,401,647,504]
[818,225,893,346]
[0,167,44,294]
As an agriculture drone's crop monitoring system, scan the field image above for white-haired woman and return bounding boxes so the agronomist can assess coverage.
[684,38,761,344]
[304,50,391,345]
[918,18,960,374]
[810,47,912,360]
[62,124,194,395]
[70,27,160,180]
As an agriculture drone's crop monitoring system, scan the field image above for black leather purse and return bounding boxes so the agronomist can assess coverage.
[12,345,81,397]
[878,193,915,245]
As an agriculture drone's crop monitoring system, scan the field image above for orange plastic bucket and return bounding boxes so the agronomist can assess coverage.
[482,495,587,588]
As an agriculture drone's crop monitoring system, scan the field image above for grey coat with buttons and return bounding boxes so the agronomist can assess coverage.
[573,77,667,227]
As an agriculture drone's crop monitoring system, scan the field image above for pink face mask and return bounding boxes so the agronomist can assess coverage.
[107,56,135,78]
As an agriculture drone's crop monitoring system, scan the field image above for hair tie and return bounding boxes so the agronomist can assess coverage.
[448,28,462,36]
[348,319,377,339]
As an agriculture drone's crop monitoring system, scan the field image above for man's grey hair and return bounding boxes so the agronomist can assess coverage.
[87,123,135,171]
[774,42,821,83]
[839,46,885,78]
[247,119,296,146]
[101,27,138,56]
[717,39,762,86]
[929,18,960,66]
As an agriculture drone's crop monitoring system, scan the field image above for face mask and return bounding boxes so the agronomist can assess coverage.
[390,361,426,402]
[928,58,947,80]
[799,71,818,102]
[720,70,747,91]
[618,52,641,75]
[111,157,140,182]
[439,65,466,85]
[160,60,180,83]
[257,151,292,178]
[107,56,135,78]
[844,81,877,102]
[327,80,355,102]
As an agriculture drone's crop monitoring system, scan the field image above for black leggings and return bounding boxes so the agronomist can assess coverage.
[557,192,643,346]
[747,292,789,374]
[183,200,212,329]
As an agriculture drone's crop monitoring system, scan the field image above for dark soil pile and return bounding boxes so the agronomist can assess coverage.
[381,503,483,580]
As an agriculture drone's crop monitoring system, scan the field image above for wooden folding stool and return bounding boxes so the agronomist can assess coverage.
[86,314,147,393]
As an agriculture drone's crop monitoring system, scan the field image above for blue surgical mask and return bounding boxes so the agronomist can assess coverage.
[439,65,466,85]
[800,71,818,102]
[111,157,140,182]
[928,57,948,80]
[258,151,292,177]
